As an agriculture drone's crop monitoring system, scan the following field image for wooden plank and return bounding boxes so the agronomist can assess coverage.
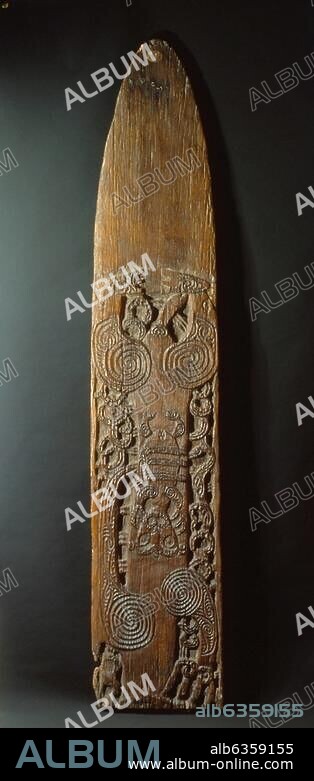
[91,39,222,710]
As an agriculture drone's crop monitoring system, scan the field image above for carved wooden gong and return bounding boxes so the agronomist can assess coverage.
[91,39,222,710]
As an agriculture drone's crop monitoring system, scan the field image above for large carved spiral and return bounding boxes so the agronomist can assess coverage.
[93,317,151,392]
[163,319,216,390]
[109,593,154,649]
[160,568,203,616]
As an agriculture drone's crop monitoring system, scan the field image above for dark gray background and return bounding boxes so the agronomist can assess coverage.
[0,0,314,728]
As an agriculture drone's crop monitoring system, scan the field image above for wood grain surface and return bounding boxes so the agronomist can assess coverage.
[91,39,222,711]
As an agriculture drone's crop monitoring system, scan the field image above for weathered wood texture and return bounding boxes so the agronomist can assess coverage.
[91,39,222,710]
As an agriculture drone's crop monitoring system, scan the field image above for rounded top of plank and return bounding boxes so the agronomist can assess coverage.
[94,37,215,283]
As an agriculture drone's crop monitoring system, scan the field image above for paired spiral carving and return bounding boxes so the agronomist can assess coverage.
[109,593,154,650]
[160,568,203,616]
[93,317,151,392]
[164,319,216,389]
[106,570,216,655]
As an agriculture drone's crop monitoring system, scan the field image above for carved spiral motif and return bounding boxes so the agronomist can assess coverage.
[164,320,216,390]
[94,318,151,392]
[109,593,154,649]
[160,568,203,617]
[197,591,217,655]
